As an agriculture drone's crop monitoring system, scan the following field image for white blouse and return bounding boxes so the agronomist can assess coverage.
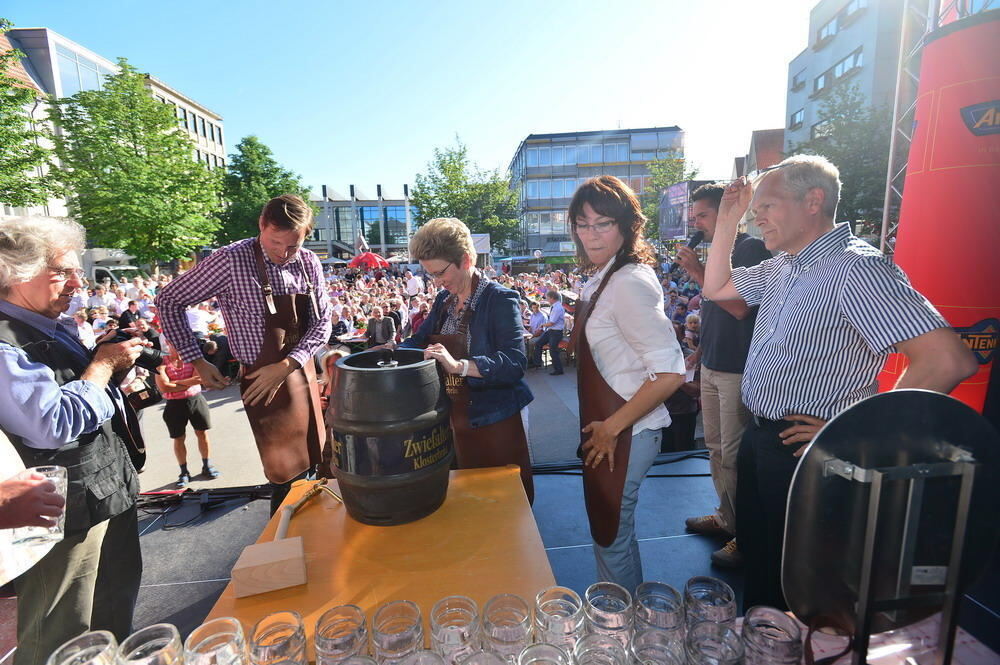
[580,261,686,434]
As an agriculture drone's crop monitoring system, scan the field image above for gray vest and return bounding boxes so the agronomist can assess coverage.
[0,314,139,535]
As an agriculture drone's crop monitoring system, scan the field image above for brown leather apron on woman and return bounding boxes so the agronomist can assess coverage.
[239,240,325,484]
[428,278,535,504]
[569,259,631,547]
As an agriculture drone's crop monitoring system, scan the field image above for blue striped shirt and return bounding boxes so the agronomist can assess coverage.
[731,223,948,421]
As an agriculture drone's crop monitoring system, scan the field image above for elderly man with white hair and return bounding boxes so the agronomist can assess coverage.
[702,155,977,611]
[0,217,149,665]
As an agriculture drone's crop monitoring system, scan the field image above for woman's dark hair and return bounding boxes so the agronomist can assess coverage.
[568,175,655,273]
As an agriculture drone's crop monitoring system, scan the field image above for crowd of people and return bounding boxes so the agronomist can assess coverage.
[0,154,979,664]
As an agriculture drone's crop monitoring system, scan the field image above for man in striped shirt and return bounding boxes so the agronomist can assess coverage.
[703,155,977,611]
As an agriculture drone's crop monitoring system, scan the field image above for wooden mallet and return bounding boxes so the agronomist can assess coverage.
[231,480,341,598]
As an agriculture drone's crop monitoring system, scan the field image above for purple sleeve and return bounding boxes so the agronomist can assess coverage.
[156,248,233,363]
[287,251,333,368]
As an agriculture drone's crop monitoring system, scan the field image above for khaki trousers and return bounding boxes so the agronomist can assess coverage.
[14,507,141,665]
[700,366,750,534]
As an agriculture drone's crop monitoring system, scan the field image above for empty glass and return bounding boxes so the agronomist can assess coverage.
[629,629,683,665]
[185,618,247,665]
[683,577,737,627]
[634,583,684,631]
[583,582,633,649]
[741,606,802,664]
[684,621,744,665]
[340,658,377,665]
[482,594,532,664]
[516,644,569,665]
[400,650,446,665]
[46,630,118,665]
[431,595,481,665]
[458,651,506,665]
[373,600,425,665]
[316,605,369,665]
[118,624,183,665]
[11,465,68,545]
[533,587,585,653]
[249,611,307,665]
[572,634,627,665]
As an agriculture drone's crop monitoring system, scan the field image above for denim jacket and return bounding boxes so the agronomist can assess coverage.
[402,281,533,428]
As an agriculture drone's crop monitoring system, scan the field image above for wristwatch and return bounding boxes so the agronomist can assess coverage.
[459,359,470,377]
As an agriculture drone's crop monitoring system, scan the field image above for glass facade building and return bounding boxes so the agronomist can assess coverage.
[508,126,684,254]
[311,187,415,260]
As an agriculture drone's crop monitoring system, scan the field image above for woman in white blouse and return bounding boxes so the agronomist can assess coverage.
[569,175,686,590]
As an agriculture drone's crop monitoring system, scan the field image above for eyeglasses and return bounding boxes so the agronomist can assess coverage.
[427,263,455,280]
[572,221,616,235]
[48,266,86,281]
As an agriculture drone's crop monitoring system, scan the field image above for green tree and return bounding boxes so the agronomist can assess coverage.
[410,139,519,251]
[640,157,699,241]
[788,81,890,233]
[0,18,59,207]
[48,58,221,264]
[218,135,313,244]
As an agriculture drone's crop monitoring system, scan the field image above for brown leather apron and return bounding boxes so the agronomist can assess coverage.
[569,259,632,547]
[429,279,535,504]
[239,240,325,484]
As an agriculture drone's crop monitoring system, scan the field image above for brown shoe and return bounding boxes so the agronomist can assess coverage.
[685,514,730,537]
[711,538,744,568]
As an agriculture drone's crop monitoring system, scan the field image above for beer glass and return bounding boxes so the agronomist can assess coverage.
[482,594,532,664]
[249,611,307,665]
[583,582,633,649]
[11,466,67,545]
[533,587,585,653]
[315,605,369,665]
[185,618,247,665]
[400,651,445,665]
[629,628,683,665]
[430,595,480,665]
[741,606,802,664]
[118,624,183,665]
[683,577,736,627]
[684,621,743,665]
[373,600,425,665]
[572,634,627,665]
[515,644,570,665]
[46,631,117,665]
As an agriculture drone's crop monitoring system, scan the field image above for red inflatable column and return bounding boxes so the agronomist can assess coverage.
[878,13,1000,412]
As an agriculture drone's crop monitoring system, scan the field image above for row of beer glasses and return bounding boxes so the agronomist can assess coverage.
[47,577,803,665]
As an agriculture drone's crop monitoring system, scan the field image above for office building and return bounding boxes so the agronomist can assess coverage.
[311,185,415,260]
[3,27,225,215]
[508,126,684,255]
[784,0,904,150]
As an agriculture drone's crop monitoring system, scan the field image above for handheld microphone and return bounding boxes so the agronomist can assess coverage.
[669,231,705,272]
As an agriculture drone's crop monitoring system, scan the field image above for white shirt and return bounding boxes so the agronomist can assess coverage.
[405,276,423,296]
[186,308,212,335]
[580,261,686,434]
[87,294,112,309]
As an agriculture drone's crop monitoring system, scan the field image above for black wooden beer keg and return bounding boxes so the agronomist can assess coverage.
[328,348,453,525]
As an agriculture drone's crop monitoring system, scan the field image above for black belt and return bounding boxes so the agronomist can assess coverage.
[751,414,790,429]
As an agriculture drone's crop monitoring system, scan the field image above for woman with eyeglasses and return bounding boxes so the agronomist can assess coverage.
[392,217,535,502]
[568,176,686,589]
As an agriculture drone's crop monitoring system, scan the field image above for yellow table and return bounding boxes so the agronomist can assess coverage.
[207,466,555,653]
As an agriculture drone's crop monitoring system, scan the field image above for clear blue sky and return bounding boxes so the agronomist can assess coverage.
[5,0,811,196]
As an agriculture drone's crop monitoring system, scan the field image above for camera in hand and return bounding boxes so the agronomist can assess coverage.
[97,331,165,371]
